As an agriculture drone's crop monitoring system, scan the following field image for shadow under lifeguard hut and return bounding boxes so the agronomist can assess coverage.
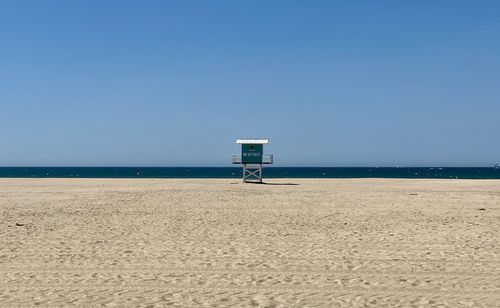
[255,181,300,186]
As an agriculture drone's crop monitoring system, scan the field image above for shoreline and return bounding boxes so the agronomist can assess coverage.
[1,177,500,181]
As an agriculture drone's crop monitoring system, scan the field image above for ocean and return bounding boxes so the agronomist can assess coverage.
[0,167,499,179]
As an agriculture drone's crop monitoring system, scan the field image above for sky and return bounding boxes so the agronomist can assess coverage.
[1,1,499,167]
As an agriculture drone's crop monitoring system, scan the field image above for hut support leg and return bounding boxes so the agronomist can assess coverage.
[242,164,263,183]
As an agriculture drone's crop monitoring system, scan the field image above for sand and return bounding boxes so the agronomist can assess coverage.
[0,178,499,307]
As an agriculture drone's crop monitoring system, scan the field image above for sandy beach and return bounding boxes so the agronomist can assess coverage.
[0,178,499,307]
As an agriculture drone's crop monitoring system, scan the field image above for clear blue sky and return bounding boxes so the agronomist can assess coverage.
[1,1,499,166]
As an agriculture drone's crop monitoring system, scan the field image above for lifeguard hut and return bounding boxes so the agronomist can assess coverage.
[232,139,273,183]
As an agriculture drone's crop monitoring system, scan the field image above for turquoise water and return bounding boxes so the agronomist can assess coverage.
[0,167,499,179]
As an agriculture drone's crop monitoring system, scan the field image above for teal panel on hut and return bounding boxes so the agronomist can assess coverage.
[241,144,263,164]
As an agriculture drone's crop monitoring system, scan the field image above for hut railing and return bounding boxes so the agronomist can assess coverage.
[232,154,273,164]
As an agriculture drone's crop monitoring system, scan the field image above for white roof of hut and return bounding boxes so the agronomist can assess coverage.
[236,139,269,144]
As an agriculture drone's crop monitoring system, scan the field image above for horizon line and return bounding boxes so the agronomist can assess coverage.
[0,165,498,168]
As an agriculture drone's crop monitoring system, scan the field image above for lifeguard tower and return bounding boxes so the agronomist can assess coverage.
[232,139,273,183]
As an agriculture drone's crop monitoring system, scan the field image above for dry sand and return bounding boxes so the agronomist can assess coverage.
[0,178,499,307]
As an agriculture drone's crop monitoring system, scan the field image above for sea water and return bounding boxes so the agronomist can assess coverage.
[0,167,499,179]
